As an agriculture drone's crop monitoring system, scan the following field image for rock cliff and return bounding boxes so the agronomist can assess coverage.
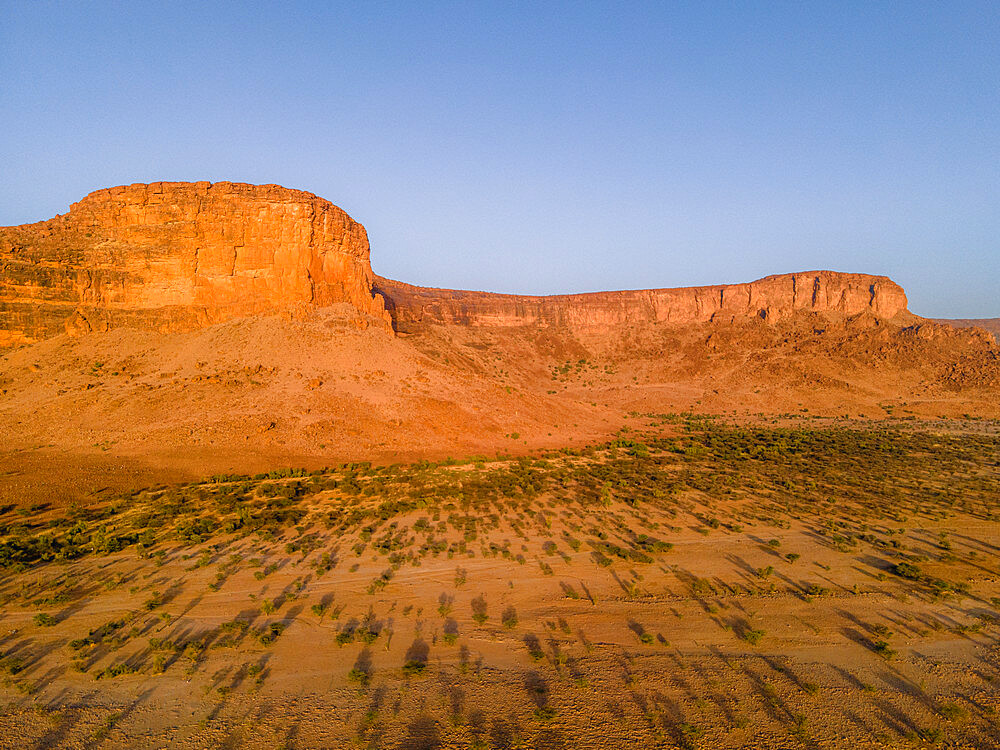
[1,182,911,345]
[374,271,909,333]
[0,182,390,345]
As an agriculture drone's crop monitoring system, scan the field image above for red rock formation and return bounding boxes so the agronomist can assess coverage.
[0,182,390,345]
[374,271,909,333]
[0,181,911,345]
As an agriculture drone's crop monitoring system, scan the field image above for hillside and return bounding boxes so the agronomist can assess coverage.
[936,318,1000,342]
[1,182,998,503]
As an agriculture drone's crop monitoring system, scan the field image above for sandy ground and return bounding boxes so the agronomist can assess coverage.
[0,423,997,748]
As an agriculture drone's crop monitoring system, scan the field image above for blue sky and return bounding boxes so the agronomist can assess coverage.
[2,1,998,316]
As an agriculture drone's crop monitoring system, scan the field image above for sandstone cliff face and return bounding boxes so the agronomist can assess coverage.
[1,181,911,346]
[0,182,389,345]
[374,271,909,333]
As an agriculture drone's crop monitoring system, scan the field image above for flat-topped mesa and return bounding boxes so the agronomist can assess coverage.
[374,271,909,333]
[0,182,390,345]
[0,181,911,346]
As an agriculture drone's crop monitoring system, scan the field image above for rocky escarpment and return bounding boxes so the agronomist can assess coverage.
[374,271,910,333]
[1,182,913,346]
[0,182,390,345]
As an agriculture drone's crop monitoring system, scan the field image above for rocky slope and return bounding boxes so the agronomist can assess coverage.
[936,318,1000,342]
[2,299,998,506]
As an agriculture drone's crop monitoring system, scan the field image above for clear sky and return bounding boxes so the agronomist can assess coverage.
[2,2,998,317]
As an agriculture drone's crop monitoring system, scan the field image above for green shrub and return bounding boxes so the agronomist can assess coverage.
[347,667,370,686]
[893,562,922,580]
[872,640,896,659]
[742,628,765,645]
[402,660,426,676]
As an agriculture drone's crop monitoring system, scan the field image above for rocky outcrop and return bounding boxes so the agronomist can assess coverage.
[935,318,1000,343]
[0,182,390,345]
[1,181,912,346]
[374,271,909,333]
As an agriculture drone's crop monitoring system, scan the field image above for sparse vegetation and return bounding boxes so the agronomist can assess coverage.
[0,420,995,746]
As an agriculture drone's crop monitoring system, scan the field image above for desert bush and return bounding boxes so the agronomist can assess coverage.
[742,628,765,645]
[471,595,488,625]
[256,622,285,646]
[871,640,896,659]
[502,606,518,629]
[893,562,922,580]
[94,662,136,680]
[402,660,426,675]
[937,702,967,721]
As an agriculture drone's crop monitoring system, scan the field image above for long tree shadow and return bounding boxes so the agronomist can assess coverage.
[489,713,521,750]
[397,713,440,750]
[524,669,551,715]
[523,633,544,662]
[356,684,389,746]
[351,647,374,687]
[403,636,429,676]
[439,674,465,721]
[80,686,156,750]
[29,703,86,749]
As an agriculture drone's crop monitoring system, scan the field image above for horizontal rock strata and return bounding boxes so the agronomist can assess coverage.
[0,182,389,345]
[1,182,911,345]
[374,271,909,333]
